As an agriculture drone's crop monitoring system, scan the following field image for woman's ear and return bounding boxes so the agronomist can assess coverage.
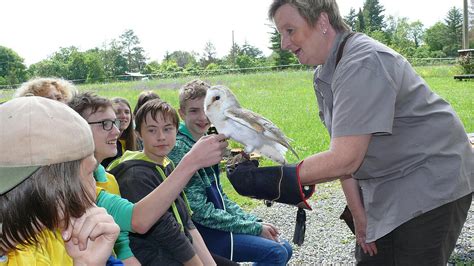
[318,12,330,33]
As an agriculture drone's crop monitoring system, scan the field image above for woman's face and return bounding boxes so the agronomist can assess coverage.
[42,86,65,103]
[274,4,329,66]
[87,107,121,163]
[79,154,98,201]
[113,102,131,134]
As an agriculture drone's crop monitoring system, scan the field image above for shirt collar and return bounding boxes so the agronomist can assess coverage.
[317,32,350,84]
[178,122,196,142]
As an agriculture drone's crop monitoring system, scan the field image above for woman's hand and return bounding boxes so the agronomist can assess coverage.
[61,205,120,266]
[352,205,377,256]
[340,175,377,256]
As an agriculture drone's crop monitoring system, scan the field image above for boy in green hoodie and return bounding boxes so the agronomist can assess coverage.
[168,79,292,265]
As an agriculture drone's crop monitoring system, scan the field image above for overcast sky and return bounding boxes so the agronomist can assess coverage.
[0,0,464,66]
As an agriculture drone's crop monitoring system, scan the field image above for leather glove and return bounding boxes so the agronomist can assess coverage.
[226,154,315,210]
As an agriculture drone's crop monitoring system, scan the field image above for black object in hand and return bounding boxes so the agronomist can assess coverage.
[293,207,306,246]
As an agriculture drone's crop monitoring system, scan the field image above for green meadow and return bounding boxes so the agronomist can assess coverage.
[1,66,472,208]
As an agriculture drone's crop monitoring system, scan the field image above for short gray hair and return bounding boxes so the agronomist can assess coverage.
[268,0,350,32]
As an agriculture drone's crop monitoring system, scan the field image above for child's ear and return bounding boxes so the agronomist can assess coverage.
[135,130,142,140]
[178,107,185,119]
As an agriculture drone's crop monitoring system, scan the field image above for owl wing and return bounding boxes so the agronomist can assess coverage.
[225,108,299,159]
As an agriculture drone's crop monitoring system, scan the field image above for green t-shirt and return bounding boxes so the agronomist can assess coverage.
[96,189,134,260]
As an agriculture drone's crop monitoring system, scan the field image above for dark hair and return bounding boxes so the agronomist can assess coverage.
[68,92,113,119]
[135,99,179,134]
[111,97,137,151]
[0,159,94,251]
[268,0,350,32]
[133,91,160,117]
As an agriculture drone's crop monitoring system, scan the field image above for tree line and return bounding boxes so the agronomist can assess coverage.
[1,0,473,86]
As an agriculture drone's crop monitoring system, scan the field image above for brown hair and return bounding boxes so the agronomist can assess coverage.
[68,92,113,119]
[111,97,137,151]
[14,77,78,103]
[178,79,210,109]
[0,159,94,251]
[268,0,350,32]
[135,99,179,134]
[133,91,160,116]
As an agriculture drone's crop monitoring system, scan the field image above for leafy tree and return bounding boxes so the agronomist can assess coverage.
[268,26,297,67]
[83,49,105,83]
[119,29,147,72]
[344,8,357,31]
[355,8,366,32]
[143,60,160,74]
[49,46,78,78]
[363,0,385,33]
[387,17,417,56]
[240,41,263,58]
[444,7,463,56]
[408,21,425,48]
[368,30,388,44]
[205,62,220,72]
[28,59,65,78]
[200,41,217,68]
[226,43,241,66]
[0,46,27,86]
[165,50,197,68]
[158,60,182,78]
[100,39,127,78]
[68,50,88,81]
[424,22,448,52]
[235,54,258,71]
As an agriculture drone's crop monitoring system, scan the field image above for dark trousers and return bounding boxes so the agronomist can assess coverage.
[356,193,472,266]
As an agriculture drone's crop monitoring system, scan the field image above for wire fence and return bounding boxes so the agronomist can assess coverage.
[0,57,459,90]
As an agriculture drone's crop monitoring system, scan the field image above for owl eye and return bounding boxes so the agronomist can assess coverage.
[215,96,220,101]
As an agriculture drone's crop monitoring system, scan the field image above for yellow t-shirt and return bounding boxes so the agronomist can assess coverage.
[1,230,72,266]
[96,172,121,196]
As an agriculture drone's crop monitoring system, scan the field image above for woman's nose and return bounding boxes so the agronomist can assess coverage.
[281,35,291,51]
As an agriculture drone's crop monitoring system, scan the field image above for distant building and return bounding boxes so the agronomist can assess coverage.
[123,72,148,81]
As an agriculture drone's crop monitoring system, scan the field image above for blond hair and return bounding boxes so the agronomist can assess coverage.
[14,77,78,103]
[178,79,210,109]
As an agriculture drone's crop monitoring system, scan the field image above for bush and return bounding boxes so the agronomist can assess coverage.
[458,53,474,74]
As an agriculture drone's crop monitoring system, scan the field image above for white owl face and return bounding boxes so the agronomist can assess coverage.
[204,85,240,115]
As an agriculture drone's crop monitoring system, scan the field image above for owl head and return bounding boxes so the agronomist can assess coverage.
[204,85,241,115]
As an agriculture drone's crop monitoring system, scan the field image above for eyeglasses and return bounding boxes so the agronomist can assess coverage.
[88,119,121,131]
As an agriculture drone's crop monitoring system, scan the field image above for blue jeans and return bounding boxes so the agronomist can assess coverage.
[230,233,293,266]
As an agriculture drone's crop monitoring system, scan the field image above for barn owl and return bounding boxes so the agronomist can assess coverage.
[204,85,298,164]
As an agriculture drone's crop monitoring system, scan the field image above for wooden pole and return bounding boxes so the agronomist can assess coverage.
[463,0,469,48]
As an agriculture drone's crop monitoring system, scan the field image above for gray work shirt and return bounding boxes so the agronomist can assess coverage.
[314,32,473,242]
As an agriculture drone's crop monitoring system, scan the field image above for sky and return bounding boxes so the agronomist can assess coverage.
[0,0,464,66]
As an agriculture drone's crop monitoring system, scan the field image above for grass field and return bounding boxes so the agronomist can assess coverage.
[1,65,472,209]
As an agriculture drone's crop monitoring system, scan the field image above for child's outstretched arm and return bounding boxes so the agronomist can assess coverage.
[131,134,228,234]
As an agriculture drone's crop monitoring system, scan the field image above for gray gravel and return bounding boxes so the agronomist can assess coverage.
[249,183,474,265]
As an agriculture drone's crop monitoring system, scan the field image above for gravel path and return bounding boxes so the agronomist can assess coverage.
[249,183,473,265]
